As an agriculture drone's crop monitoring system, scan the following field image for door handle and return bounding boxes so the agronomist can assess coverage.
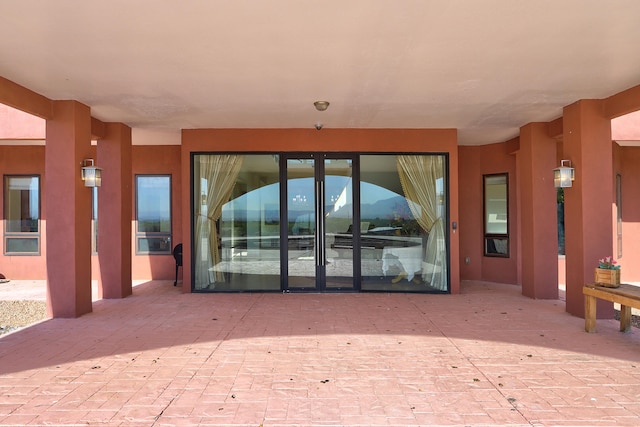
[316,180,321,267]
[319,180,325,266]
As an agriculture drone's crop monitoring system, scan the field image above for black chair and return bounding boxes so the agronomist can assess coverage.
[172,243,183,286]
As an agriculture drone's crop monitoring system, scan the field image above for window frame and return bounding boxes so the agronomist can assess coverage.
[483,173,509,258]
[135,174,172,255]
[91,186,98,254]
[616,173,622,259]
[3,174,41,256]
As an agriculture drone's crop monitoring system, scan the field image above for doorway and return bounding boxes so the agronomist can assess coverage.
[284,154,357,291]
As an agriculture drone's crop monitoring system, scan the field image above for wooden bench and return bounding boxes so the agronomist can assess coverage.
[583,283,640,333]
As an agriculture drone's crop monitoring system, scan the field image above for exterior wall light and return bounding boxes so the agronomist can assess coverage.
[553,159,574,188]
[81,159,102,187]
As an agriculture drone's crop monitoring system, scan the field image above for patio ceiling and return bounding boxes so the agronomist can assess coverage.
[1,0,640,146]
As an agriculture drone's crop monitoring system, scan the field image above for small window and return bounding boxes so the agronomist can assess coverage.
[483,173,509,257]
[136,175,171,254]
[4,175,40,255]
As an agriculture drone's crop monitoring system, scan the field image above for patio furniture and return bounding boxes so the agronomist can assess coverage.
[583,283,640,332]
[173,243,183,286]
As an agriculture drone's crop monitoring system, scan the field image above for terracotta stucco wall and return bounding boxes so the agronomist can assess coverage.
[0,144,181,281]
[130,145,182,280]
[0,145,47,279]
[0,104,45,139]
[458,142,518,285]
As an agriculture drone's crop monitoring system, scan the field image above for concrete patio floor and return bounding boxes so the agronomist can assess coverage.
[1,280,639,426]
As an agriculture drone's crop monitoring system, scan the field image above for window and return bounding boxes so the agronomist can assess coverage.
[4,175,40,255]
[616,173,622,259]
[484,173,509,257]
[136,175,171,254]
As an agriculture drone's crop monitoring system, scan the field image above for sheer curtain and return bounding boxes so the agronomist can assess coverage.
[397,155,447,290]
[195,155,243,289]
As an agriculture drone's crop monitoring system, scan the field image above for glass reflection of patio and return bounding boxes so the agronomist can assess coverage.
[212,234,444,291]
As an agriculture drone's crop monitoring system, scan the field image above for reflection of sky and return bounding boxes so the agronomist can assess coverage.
[137,177,171,221]
[221,177,446,219]
[29,179,39,219]
[361,182,400,204]
[223,178,404,218]
[224,178,401,212]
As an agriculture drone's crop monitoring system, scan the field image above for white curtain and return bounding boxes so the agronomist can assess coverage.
[397,155,447,290]
[195,155,243,289]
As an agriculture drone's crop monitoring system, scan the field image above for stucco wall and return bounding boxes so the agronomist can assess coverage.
[0,145,182,282]
[130,145,182,281]
[458,142,518,285]
[0,145,47,279]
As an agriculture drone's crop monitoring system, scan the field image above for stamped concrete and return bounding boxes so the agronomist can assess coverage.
[1,280,639,426]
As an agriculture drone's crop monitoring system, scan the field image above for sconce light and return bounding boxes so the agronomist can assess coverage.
[553,159,574,188]
[81,159,102,187]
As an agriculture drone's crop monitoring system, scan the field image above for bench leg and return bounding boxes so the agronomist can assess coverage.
[585,295,597,333]
[620,305,632,333]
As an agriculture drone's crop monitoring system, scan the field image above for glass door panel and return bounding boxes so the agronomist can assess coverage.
[192,154,281,291]
[284,154,356,291]
[359,154,448,293]
[286,157,317,289]
[324,158,355,289]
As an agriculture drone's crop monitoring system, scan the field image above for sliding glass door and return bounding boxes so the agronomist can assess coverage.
[192,153,448,293]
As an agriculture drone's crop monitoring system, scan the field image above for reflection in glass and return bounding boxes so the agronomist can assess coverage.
[483,173,508,257]
[136,175,171,254]
[5,176,39,233]
[286,157,316,289]
[360,155,447,292]
[4,176,40,254]
[324,158,354,289]
[193,154,280,291]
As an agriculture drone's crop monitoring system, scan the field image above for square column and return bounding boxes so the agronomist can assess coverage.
[519,123,559,299]
[97,123,132,298]
[563,100,614,318]
[45,100,93,318]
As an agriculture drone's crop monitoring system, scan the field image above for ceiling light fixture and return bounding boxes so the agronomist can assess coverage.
[314,101,330,111]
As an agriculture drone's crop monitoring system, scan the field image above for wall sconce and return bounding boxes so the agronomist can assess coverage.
[81,159,102,187]
[553,159,574,188]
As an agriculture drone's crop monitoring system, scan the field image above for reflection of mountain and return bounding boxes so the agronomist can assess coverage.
[221,195,411,221]
[331,196,411,219]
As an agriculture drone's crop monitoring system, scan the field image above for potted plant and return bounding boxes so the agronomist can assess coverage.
[594,256,621,288]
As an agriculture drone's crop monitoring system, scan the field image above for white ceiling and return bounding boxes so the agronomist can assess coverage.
[1,0,640,146]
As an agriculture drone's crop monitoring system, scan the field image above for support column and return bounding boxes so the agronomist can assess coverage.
[97,123,132,298]
[45,100,93,318]
[519,123,558,299]
[563,100,614,318]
